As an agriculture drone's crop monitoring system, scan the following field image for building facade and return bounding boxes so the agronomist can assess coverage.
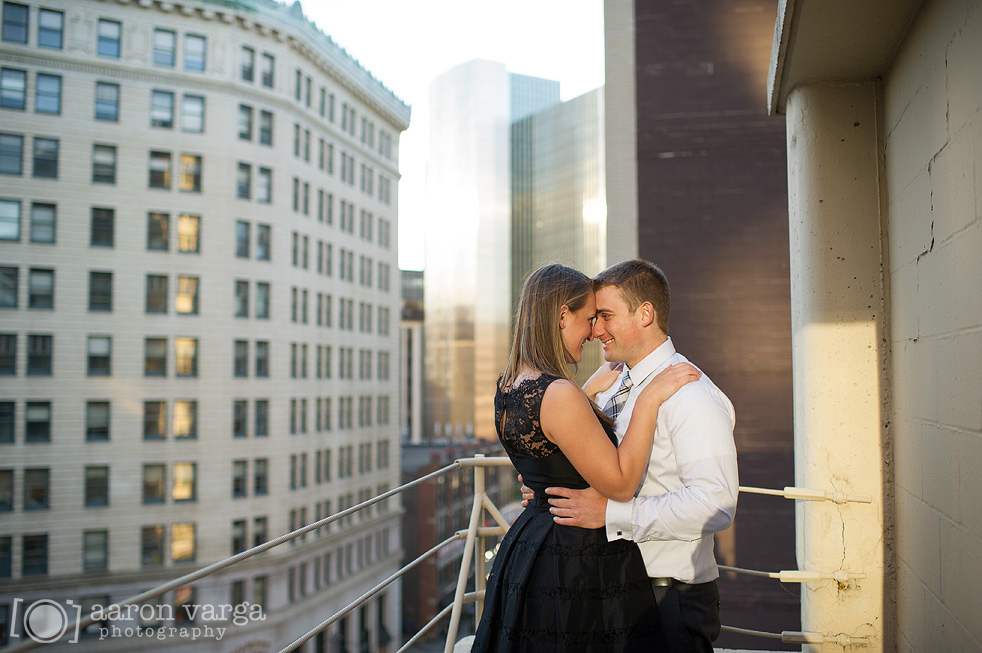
[0,0,409,650]
[423,60,560,442]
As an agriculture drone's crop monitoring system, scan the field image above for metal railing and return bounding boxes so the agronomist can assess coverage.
[10,455,875,651]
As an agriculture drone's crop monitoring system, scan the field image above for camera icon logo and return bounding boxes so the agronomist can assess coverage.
[11,598,82,644]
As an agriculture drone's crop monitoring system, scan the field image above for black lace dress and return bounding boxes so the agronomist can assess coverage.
[471,374,663,652]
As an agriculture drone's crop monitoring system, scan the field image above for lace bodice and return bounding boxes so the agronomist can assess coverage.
[494,374,561,459]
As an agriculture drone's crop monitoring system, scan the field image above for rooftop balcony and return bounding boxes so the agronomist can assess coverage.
[6,456,877,652]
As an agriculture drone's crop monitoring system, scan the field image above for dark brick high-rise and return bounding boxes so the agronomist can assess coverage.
[629,0,798,646]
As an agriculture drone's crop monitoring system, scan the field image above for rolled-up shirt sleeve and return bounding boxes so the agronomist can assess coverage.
[607,380,738,543]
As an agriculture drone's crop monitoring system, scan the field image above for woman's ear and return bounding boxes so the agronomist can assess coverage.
[559,305,568,329]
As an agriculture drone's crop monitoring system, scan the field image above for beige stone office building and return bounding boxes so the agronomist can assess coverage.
[0,0,409,650]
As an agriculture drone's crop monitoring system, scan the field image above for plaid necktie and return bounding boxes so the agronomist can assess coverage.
[602,374,633,419]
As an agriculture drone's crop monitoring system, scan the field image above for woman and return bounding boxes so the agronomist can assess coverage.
[471,264,700,652]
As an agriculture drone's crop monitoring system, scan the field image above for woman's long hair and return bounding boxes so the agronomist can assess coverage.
[502,264,591,387]
[501,264,612,426]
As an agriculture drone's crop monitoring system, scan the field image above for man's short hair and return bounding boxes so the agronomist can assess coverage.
[593,259,671,333]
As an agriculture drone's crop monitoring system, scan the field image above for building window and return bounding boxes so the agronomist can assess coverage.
[0,470,11,509]
[256,224,271,261]
[153,28,175,67]
[143,464,165,503]
[178,214,200,253]
[233,401,247,438]
[255,340,268,378]
[172,462,195,501]
[254,458,268,495]
[146,275,168,313]
[82,530,108,572]
[97,19,121,58]
[236,162,251,199]
[234,281,249,318]
[231,520,247,554]
[24,468,49,509]
[144,338,166,376]
[32,137,58,178]
[238,104,253,140]
[94,82,119,121]
[28,269,53,309]
[151,90,174,128]
[30,203,55,243]
[88,271,112,312]
[84,466,109,506]
[261,52,274,88]
[27,334,53,375]
[0,68,26,109]
[90,207,114,247]
[257,167,272,203]
[0,267,15,307]
[2,2,28,43]
[255,282,270,319]
[87,335,111,376]
[143,401,166,439]
[172,523,195,562]
[233,340,248,377]
[181,94,204,132]
[141,526,164,567]
[25,401,50,441]
[35,8,61,48]
[255,400,268,436]
[232,461,247,496]
[259,110,273,145]
[176,276,198,315]
[22,534,47,576]
[92,144,116,183]
[86,401,110,441]
[35,74,61,114]
[170,401,195,440]
[175,337,197,376]
[0,334,14,375]
[179,154,201,192]
[0,133,23,174]
[147,212,168,250]
[240,45,254,82]
[184,34,206,71]
[0,202,18,246]
[235,221,250,258]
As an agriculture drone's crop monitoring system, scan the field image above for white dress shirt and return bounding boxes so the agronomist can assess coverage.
[598,337,738,584]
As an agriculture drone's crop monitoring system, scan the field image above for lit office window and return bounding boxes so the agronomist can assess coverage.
[179,154,201,192]
[172,462,196,500]
[171,523,195,562]
[175,276,198,314]
[175,337,197,376]
[177,214,199,253]
[173,402,196,439]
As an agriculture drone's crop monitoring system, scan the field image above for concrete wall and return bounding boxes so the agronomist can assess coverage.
[883,1,982,650]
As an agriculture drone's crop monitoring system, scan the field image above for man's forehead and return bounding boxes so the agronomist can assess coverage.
[594,285,627,311]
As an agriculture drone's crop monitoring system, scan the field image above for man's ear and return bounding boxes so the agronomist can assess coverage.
[639,302,656,328]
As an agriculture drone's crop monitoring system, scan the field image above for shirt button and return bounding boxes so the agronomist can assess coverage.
[616,530,623,536]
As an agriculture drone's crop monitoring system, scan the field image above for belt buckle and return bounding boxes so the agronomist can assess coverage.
[652,577,673,587]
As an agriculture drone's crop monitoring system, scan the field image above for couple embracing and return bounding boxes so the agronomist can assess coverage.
[472,259,739,653]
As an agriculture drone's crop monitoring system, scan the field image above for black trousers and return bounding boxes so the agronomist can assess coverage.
[649,579,721,653]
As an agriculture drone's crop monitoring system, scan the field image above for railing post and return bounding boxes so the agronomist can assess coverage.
[473,454,487,625]
[444,459,485,653]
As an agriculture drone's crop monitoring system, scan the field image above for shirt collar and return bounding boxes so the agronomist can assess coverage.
[626,336,677,385]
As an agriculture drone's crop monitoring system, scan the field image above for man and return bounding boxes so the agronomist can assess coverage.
[545,259,738,653]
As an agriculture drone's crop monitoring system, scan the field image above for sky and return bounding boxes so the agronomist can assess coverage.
[301,0,606,270]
